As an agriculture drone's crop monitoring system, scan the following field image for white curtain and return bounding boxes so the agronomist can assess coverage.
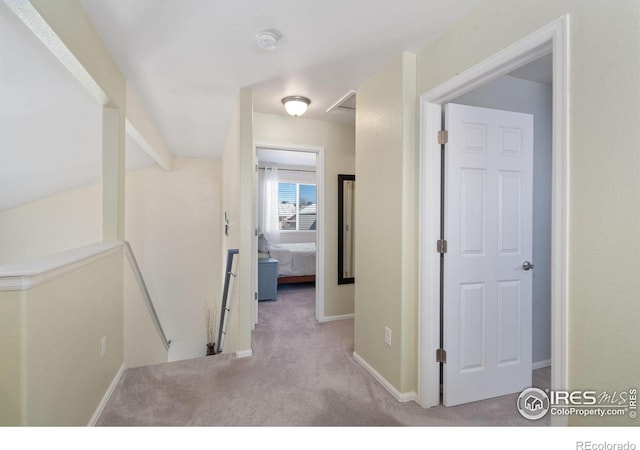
[262,167,280,243]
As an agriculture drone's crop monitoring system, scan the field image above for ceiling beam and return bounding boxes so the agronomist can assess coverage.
[3,0,110,106]
[126,84,174,171]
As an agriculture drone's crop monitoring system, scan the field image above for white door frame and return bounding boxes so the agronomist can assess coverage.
[254,142,326,322]
[417,15,569,423]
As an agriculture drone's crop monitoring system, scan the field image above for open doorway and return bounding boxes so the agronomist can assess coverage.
[450,51,553,372]
[437,60,552,405]
[256,147,322,324]
[417,16,568,422]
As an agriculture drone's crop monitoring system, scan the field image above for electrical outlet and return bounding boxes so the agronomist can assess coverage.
[384,327,392,346]
[100,336,107,358]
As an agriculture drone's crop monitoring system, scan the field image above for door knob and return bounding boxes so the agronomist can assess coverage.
[521,261,534,271]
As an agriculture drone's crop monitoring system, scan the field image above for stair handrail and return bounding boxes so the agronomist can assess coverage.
[123,241,171,350]
[216,248,239,354]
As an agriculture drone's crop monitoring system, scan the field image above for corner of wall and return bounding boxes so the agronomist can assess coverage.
[218,88,254,355]
[400,51,418,393]
[237,87,255,354]
[354,51,418,394]
[0,290,27,425]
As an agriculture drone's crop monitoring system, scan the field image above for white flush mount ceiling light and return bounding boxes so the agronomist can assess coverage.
[282,96,311,117]
[255,29,281,50]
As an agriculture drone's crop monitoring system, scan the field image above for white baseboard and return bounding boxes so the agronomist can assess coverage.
[320,313,354,322]
[533,359,551,370]
[88,363,125,426]
[235,348,253,358]
[352,351,417,403]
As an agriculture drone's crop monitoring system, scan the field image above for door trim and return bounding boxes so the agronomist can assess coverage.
[253,142,325,322]
[417,15,569,424]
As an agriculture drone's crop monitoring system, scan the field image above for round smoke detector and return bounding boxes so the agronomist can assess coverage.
[255,29,281,50]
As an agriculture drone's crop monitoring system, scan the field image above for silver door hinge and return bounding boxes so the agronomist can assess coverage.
[436,348,447,364]
[438,130,448,145]
[437,239,447,254]
[255,292,258,300]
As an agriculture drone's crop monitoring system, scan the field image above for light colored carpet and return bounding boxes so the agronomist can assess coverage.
[97,283,550,426]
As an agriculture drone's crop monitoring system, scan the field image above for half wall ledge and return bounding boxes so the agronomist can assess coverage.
[0,242,122,291]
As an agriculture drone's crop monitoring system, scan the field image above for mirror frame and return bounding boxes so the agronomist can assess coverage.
[338,174,355,285]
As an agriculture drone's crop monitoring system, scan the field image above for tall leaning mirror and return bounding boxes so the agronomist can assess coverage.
[338,174,355,284]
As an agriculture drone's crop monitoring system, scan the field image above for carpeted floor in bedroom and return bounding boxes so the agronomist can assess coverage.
[97,283,550,426]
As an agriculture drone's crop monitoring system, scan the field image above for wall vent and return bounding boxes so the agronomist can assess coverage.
[326,90,356,113]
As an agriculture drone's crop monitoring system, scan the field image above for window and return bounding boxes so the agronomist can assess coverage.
[278,182,317,231]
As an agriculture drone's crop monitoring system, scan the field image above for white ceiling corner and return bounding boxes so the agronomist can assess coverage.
[508,53,553,86]
[257,148,317,168]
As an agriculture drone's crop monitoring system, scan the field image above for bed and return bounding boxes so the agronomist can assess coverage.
[261,242,316,284]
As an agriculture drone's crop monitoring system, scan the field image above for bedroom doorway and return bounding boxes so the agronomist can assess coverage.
[417,16,568,423]
[255,145,324,324]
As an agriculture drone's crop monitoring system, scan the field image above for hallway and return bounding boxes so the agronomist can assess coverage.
[98,283,550,426]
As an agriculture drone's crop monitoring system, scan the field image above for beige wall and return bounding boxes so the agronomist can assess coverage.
[123,259,169,368]
[0,182,102,266]
[415,0,640,426]
[0,0,128,427]
[125,158,222,361]
[237,89,256,354]
[0,290,26,425]
[0,249,124,426]
[355,0,639,425]
[0,0,173,426]
[27,249,123,426]
[254,112,356,318]
[354,53,417,393]
[219,91,248,354]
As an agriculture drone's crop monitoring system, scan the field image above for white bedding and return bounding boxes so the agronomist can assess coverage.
[269,242,316,277]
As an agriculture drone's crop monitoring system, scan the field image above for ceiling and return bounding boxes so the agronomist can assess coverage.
[0,2,102,211]
[509,53,553,86]
[257,148,317,169]
[80,0,484,160]
[1,1,555,212]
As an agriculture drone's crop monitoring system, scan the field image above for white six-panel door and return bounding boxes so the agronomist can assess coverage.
[443,103,534,406]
